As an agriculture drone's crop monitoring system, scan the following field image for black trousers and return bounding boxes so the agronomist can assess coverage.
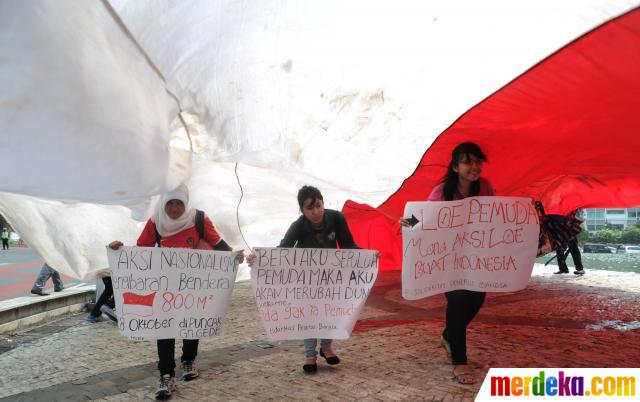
[556,238,583,272]
[2,239,8,249]
[157,339,199,376]
[442,290,486,365]
[91,277,115,316]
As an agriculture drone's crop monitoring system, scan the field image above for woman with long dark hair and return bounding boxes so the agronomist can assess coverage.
[401,142,495,385]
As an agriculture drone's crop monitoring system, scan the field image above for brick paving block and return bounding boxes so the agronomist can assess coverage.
[4,278,640,401]
[356,396,386,402]
[96,395,126,401]
[226,397,257,402]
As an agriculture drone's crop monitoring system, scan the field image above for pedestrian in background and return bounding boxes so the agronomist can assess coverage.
[536,204,585,275]
[1,227,9,250]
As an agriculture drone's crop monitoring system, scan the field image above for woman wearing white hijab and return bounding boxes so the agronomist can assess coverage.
[152,184,198,237]
[109,184,243,400]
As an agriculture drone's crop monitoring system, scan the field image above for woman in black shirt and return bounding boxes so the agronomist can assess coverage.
[249,185,360,373]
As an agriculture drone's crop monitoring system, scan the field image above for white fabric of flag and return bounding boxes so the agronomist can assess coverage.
[0,0,637,278]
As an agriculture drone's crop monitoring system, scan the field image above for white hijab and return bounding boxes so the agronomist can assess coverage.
[152,183,197,237]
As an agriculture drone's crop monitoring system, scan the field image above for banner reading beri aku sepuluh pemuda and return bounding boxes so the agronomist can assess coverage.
[106,246,238,340]
[251,247,378,341]
[402,196,540,300]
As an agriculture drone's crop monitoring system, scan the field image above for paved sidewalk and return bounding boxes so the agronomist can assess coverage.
[1,266,639,401]
[0,249,90,301]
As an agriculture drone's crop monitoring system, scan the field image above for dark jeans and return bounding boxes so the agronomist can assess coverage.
[157,339,199,376]
[91,277,115,316]
[2,239,8,249]
[442,290,486,365]
[556,238,583,272]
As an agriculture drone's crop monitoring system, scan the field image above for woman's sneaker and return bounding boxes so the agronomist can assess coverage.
[181,360,199,381]
[155,374,176,400]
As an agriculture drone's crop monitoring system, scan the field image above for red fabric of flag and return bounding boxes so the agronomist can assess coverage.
[344,8,640,271]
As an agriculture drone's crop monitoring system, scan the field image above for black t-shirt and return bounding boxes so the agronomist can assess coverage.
[278,209,360,249]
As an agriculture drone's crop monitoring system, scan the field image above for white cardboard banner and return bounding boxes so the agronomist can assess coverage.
[106,246,238,341]
[251,247,379,341]
[402,197,539,300]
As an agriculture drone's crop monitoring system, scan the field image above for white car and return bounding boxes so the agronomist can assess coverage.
[617,245,640,254]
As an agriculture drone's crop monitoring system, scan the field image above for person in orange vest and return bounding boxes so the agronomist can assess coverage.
[1,228,9,250]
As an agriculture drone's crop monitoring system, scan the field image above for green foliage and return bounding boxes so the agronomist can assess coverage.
[590,225,640,244]
[620,226,640,243]
[577,228,590,244]
[591,228,620,243]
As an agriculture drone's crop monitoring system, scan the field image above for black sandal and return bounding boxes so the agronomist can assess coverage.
[302,363,317,373]
[319,349,340,365]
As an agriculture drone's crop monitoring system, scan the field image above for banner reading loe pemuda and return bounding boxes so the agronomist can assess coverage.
[402,196,540,300]
[251,247,379,341]
[106,246,239,341]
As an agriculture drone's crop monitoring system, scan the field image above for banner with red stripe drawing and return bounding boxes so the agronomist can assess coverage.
[106,246,239,340]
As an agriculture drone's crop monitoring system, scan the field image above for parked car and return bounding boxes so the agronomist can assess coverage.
[583,243,614,253]
[616,245,640,254]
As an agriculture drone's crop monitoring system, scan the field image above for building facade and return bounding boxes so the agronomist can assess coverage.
[582,208,640,232]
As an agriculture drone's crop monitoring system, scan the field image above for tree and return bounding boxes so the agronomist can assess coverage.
[577,228,590,244]
[620,226,640,244]
[592,228,620,243]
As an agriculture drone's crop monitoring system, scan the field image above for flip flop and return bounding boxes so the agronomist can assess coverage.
[452,369,476,385]
[440,337,452,359]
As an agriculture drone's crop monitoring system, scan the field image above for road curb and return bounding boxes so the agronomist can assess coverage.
[0,285,95,334]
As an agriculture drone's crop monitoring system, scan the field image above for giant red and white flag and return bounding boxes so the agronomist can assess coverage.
[0,1,638,276]
[344,6,640,269]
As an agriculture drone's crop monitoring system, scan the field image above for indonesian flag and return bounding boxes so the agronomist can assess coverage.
[1,1,639,280]
[344,6,640,270]
[122,292,156,317]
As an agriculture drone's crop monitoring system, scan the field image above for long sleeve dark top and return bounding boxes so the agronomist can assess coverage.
[278,209,360,249]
